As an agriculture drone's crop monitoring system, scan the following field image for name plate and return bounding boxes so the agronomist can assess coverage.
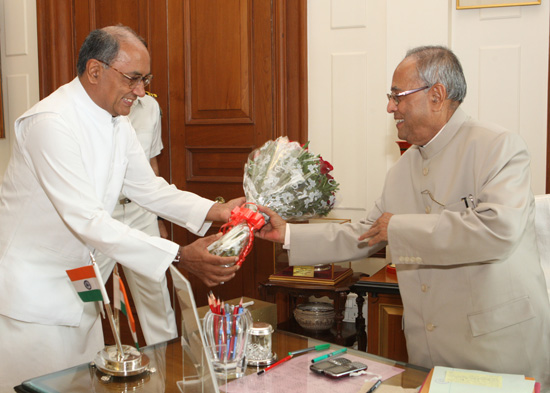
[293,266,315,277]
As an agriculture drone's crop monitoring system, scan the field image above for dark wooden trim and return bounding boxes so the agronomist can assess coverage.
[282,0,308,145]
[274,0,286,139]
[36,0,77,99]
[371,248,387,259]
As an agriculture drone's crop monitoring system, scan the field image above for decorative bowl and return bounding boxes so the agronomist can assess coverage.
[293,302,335,332]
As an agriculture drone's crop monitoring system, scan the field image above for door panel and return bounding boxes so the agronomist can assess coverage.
[185,0,253,124]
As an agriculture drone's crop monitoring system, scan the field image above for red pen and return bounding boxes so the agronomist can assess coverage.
[257,354,292,375]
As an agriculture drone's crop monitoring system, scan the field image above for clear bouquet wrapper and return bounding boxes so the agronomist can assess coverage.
[208,136,339,265]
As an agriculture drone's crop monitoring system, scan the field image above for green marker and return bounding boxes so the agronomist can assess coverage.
[288,343,330,356]
[311,347,347,363]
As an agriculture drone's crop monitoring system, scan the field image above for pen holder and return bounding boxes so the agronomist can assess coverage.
[203,309,252,379]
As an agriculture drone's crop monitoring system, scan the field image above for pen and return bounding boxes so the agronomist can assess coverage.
[462,194,477,208]
[366,379,382,393]
[257,354,293,375]
[229,298,242,359]
[288,343,330,356]
[311,347,347,363]
[468,194,477,208]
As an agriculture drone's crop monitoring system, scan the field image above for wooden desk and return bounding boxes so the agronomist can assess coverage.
[15,330,428,393]
[259,273,361,346]
[351,267,408,362]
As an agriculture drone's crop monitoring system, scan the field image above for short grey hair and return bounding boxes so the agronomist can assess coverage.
[405,45,467,104]
[76,25,146,76]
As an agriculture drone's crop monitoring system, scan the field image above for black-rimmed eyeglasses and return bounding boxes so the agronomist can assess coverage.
[387,85,429,105]
[97,59,153,88]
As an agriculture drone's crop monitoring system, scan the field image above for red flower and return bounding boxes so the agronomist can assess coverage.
[319,157,334,175]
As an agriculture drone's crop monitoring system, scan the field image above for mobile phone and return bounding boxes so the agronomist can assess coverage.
[309,357,368,378]
[310,357,350,374]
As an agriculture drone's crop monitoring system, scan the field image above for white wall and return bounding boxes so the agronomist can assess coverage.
[308,0,549,273]
[0,0,39,176]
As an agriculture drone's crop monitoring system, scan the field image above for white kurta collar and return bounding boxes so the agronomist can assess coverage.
[70,78,116,125]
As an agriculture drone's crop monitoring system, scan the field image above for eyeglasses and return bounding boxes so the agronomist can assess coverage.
[97,59,153,88]
[421,190,445,207]
[387,85,429,105]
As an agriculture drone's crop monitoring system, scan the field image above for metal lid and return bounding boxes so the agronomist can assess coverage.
[249,322,273,335]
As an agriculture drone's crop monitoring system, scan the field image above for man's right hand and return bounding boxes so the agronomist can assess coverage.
[255,205,286,244]
[178,234,240,287]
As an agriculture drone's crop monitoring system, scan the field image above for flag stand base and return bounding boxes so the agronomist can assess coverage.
[93,344,150,377]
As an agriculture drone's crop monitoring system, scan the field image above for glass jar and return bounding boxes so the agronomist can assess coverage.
[202,308,253,379]
[246,322,277,366]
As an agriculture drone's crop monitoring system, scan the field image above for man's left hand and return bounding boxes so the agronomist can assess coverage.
[358,212,393,246]
[206,196,246,222]
[178,233,240,287]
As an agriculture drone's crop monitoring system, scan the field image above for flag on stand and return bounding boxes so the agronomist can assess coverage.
[113,271,139,350]
[66,264,105,303]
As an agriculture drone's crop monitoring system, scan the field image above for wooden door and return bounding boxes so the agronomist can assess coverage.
[166,0,276,307]
[36,0,307,343]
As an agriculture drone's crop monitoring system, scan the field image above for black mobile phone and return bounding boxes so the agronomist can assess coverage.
[309,357,368,378]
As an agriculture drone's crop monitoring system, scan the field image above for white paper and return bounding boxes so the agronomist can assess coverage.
[428,366,535,393]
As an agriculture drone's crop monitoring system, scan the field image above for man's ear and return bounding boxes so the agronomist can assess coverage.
[430,83,446,109]
[86,59,103,84]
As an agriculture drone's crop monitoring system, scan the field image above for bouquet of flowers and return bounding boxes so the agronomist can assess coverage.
[208,136,339,265]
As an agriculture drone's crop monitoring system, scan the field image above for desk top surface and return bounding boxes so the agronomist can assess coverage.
[16,330,427,393]
[352,267,400,293]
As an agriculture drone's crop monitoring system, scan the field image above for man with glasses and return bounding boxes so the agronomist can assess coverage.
[94,90,179,347]
[257,46,550,390]
[0,25,244,389]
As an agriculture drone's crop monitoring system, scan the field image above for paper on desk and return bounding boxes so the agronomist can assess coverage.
[222,352,404,393]
[428,366,535,393]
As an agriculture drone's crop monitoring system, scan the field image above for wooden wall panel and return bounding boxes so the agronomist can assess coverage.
[36,0,76,98]
[187,147,249,182]
[185,0,253,124]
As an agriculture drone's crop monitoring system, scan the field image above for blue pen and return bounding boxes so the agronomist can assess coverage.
[218,319,224,358]
[311,347,347,363]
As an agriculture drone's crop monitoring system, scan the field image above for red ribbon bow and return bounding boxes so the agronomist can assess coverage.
[220,204,265,266]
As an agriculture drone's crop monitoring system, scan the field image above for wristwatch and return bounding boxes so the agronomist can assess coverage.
[173,249,181,263]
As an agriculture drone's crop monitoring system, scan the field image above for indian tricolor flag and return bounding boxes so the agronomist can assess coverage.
[66,263,107,303]
[113,271,139,350]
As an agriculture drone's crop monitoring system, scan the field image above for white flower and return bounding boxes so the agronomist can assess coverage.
[208,137,339,261]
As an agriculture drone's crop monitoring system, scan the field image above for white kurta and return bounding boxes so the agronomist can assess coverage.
[0,78,214,389]
[95,94,178,345]
[288,108,550,390]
